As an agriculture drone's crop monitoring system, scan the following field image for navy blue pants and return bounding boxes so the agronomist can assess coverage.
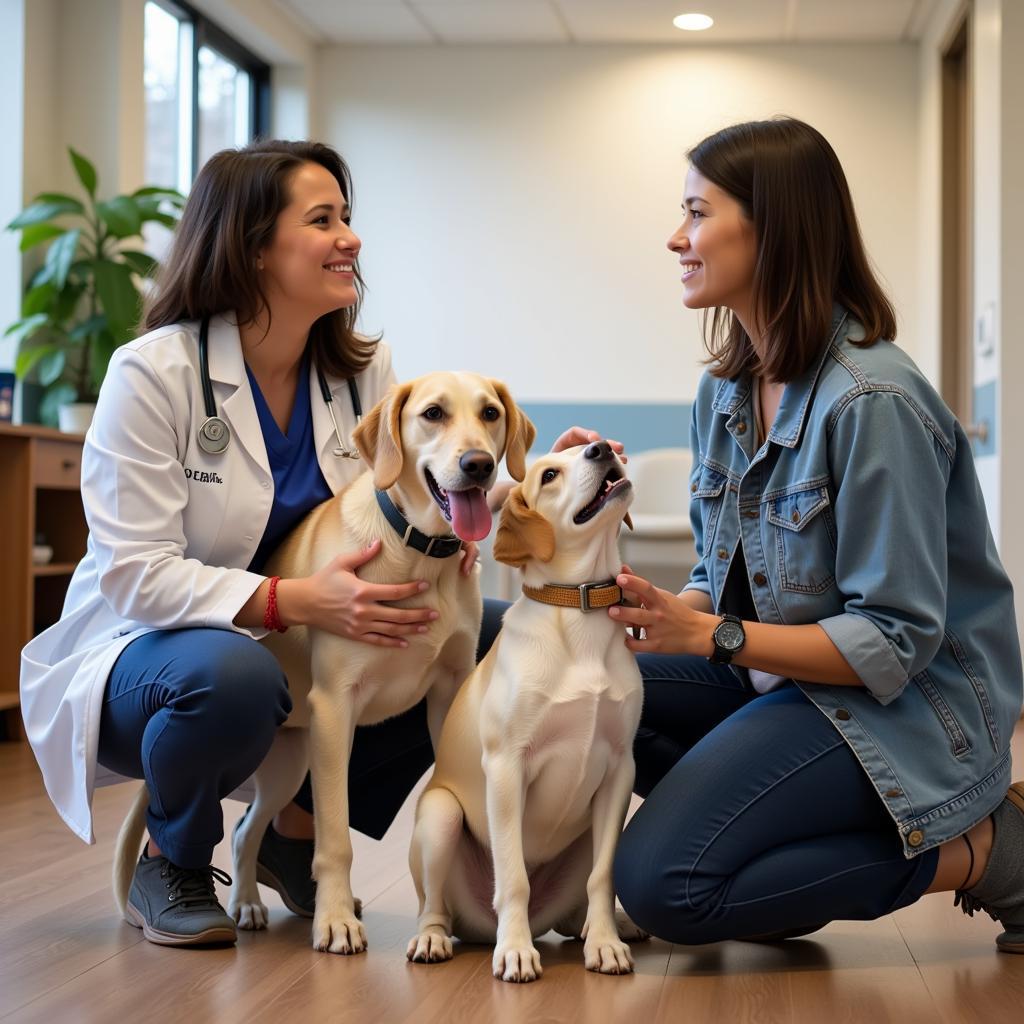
[613,655,940,943]
[97,600,506,868]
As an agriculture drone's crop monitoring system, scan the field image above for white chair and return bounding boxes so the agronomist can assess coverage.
[620,447,697,593]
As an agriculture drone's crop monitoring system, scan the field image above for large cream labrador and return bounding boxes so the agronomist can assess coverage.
[407,441,645,983]
[113,371,534,955]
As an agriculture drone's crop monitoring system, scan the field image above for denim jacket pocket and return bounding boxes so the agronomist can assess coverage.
[766,482,837,595]
[945,628,1001,752]
[914,669,971,758]
[693,463,728,550]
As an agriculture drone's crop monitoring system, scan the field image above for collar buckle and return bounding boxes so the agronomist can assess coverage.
[578,581,601,612]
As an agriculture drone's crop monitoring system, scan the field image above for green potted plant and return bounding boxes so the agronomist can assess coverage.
[4,147,184,430]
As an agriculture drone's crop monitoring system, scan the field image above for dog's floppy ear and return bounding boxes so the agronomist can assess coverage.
[489,379,536,482]
[352,381,413,490]
[492,485,555,567]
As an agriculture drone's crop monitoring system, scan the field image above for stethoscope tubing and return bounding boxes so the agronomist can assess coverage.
[196,315,362,458]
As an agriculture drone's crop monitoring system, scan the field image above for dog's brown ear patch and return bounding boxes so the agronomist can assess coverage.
[353,381,413,490]
[493,486,555,567]
[489,379,536,482]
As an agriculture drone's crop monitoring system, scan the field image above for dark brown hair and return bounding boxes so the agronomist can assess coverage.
[145,139,376,378]
[687,117,897,381]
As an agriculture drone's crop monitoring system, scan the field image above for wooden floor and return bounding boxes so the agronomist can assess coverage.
[2,729,1024,1024]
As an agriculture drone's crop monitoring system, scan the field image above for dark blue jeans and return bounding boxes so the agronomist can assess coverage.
[613,655,939,944]
[97,600,507,868]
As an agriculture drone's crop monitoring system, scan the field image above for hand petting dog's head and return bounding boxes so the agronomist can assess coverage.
[493,442,633,571]
[353,372,535,543]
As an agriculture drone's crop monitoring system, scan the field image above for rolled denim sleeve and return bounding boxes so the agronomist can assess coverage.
[683,402,712,597]
[824,389,952,704]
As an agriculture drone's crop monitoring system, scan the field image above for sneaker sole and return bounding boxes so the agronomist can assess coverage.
[126,901,237,947]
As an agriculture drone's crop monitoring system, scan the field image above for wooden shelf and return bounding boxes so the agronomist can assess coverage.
[32,562,79,577]
[1,425,87,725]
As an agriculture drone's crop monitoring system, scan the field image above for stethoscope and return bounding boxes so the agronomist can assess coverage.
[196,315,363,458]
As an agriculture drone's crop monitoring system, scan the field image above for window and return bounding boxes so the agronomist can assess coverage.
[143,0,269,191]
[144,2,192,193]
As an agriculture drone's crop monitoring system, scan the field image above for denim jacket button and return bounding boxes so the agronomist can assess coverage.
[835,708,851,721]
[736,422,747,435]
[907,829,924,847]
[717,547,728,559]
[753,572,767,586]
[691,482,698,493]
[791,509,801,524]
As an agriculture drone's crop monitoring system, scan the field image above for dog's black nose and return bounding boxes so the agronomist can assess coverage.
[584,441,613,461]
[459,449,495,482]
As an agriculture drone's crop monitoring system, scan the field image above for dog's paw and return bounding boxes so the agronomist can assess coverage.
[583,934,635,975]
[614,908,650,943]
[492,943,542,983]
[312,911,367,955]
[229,897,269,931]
[406,928,453,963]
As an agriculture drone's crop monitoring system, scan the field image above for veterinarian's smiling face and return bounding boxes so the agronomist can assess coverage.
[667,167,757,314]
[258,160,362,320]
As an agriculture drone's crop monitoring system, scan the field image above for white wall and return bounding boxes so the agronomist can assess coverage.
[315,42,920,404]
[0,0,27,371]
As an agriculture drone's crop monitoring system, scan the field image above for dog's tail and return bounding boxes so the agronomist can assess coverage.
[112,782,150,916]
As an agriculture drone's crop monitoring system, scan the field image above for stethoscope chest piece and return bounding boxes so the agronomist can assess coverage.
[196,315,362,459]
[198,415,230,454]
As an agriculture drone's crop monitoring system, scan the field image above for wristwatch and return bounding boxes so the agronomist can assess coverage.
[709,613,746,664]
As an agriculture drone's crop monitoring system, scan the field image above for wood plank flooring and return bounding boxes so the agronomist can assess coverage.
[2,725,1023,1024]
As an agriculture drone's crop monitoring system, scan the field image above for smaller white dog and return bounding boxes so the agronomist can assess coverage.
[407,441,645,982]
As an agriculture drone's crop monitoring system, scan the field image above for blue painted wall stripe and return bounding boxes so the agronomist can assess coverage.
[521,402,692,454]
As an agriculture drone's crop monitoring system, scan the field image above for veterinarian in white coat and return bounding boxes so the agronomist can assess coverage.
[19,140,473,947]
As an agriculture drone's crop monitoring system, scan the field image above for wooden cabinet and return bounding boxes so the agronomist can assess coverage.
[0,423,88,738]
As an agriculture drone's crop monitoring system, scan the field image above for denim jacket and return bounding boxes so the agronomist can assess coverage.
[685,305,1023,856]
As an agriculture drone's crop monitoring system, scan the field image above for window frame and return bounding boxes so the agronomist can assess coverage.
[146,0,271,181]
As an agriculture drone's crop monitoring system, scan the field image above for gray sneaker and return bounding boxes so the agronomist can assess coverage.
[126,853,237,946]
[955,782,1024,953]
[234,806,361,920]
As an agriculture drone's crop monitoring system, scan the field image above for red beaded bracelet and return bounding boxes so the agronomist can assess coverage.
[263,575,288,633]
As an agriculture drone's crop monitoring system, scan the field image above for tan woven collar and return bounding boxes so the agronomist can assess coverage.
[521,579,623,612]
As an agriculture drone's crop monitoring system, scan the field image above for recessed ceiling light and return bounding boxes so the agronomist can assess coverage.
[673,13,714,32]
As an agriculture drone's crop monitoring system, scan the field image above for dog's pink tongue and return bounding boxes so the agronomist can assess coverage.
[449,488,492,542]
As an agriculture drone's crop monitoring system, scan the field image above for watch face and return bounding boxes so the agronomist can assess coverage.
[716,621,745,651]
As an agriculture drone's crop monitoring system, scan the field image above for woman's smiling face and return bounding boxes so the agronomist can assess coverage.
[667,167,757,315]
[258,160,362,319]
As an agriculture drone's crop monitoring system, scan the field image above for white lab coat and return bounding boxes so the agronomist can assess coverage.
[19,314,397,843]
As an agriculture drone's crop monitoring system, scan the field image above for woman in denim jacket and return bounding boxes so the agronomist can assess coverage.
[611,117,1024,951]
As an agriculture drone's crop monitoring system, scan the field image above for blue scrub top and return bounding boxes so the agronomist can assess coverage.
[246,351,332,575]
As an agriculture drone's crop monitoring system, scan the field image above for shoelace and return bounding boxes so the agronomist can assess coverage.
[160,862,233,908]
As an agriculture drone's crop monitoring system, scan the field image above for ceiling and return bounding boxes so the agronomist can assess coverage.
[272,0,937,46]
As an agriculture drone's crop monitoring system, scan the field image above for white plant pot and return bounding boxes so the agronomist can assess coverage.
[58,402,96,435]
